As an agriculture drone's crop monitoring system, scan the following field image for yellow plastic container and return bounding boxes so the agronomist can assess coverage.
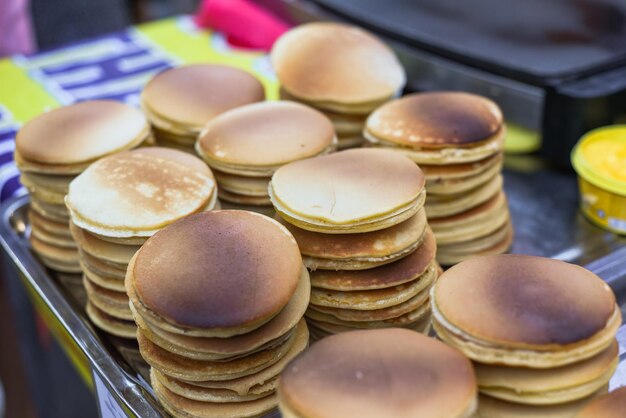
[571,125,626,235]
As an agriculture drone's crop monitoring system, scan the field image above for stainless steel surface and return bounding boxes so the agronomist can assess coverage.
[1,160,626,415]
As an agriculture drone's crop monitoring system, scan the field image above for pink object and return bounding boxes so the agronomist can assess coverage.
[0,0,36,57]
[194,0,290,51]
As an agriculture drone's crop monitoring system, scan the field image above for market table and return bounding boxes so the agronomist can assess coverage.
[1,15,626,418]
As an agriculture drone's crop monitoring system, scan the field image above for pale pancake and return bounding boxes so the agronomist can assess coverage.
[130,272,309,360]
[81,262,125,292]
[271,22,405,106]
[426,154,503,195]
[421,153,503,181]
[79,250,127,279]
[425,174,503,218]
[151,376,277,418]
[152,369,272,403]
[477,391,606,418]
[436,221,513,266]
[270,149,425,233]
[83,276,132,321]
[477,341,618,405]
[182,322,309,395]
[21,175,66,204]
[16,100,150,166]
[141,64,264,134]
[197,101,335,177]
[86,302,136,339]
[21,172,73,194]
[430,191,508,244]
[213,171,270,197]
[576,386,626,418]
[305,301,431,330]
[309,233,437,291]
[129,211,302,337]
[310,262,436,310]
[28,209,71,237]
[31,199,69,222]
[277,210,427,271]
[336,135,365,149]
[30,235,80,273]
[30,224,76,249]
[278,329,477,418]
[432,255,621,367]
[309,283,431,322]
[138,321,303,382]
[217,189,272,206]
[70,222,139,265]
[66,148,215,238]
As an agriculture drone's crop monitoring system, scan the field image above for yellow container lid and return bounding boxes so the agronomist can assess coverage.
[572,125,626,197]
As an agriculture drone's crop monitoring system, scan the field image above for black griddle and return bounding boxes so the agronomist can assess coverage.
[261,0,626,166]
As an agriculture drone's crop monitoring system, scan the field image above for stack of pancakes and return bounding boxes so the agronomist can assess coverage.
[271,22,405,149]
[65,148,217,338]
[126,211,309,417]
[278,328,478,418]
[196,101,336,212]
[269,148,439,339]
[364,92,513,265]
[432,255,622,417]
[141,64,265,154]
[15,100,151,273]
[575,387,626,418]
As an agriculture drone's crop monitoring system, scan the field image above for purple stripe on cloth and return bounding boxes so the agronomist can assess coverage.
[0,129,17,143]
[1,175,22,201]
[0,152,14,166]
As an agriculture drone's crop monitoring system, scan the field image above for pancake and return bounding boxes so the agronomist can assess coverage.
[310,262,436,310]
[336,135,365,149]
[30,199,69,222]
[86,302,136,339]
[129,210,302,337]
[81,262,125,292]
[30,235,80,273]
[477,391,607,418]
[432,255,621,367]
[277,329,477,418]
[197,101,336,177]
[277,210,428,271]
[430,192,509,244]
[271,22,405,108]
[152,369,272,403]
[66,148,216,238]
[217,200,275,218]
[83,276,132,321]
[217,189,272,206]
[436,221,513,266]
[70,222,139,265]
[130,271,309,360]
[309,283,431,322]
[364,92,504,165]
[270,149,425,233]
[309,232,436,290]
[425,174,503,218]
[79,250,127,280]
[305,300,431,330]
[576,386,626,417]
[28,209,71,238]
[151,375,277,418]
[21,172,73,194]
[212,172,270,197]
[16,100,150,170]
[30,224,76,249]
[425,153,503,195]
[476,341,618,404]
[141,64,264,135]
[306,308,432,336]
[138,321,303,382]
[421,153,503,181]
[21,176,66,204]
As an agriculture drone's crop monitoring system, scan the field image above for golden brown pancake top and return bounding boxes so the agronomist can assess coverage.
[198,101,335,167]
[142,64,264,128]
[434,255,617,347]
[278,329,476,418]
[276,210,426,259]
[133,210,302,329]
[271,22,405,104]
[576,386,626,418]
[366,92,503,148]
[16,100,148,164]
[271,149,424,224]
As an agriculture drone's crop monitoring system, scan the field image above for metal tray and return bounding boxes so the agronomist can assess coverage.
[1,156,626,416]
